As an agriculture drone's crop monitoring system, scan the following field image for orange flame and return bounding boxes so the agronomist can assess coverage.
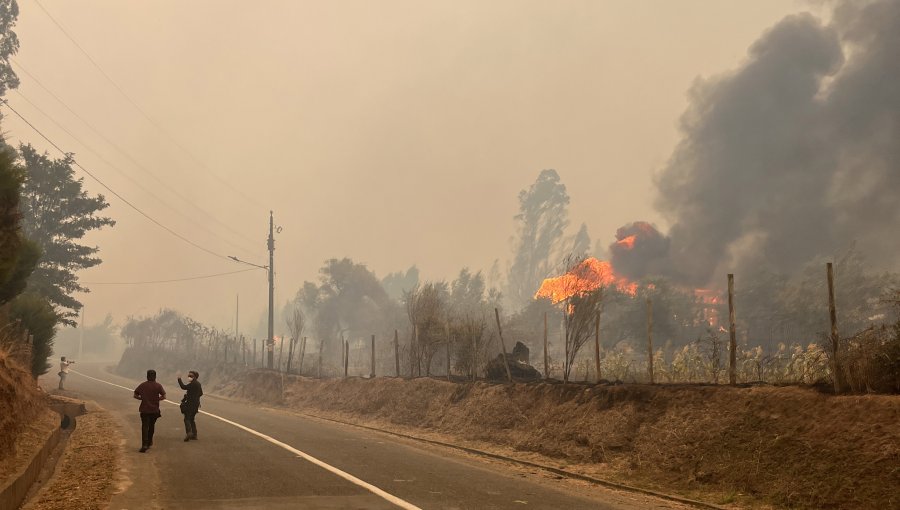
[534,258,637,304]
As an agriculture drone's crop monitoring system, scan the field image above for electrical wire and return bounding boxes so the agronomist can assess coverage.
[81,267,262,285]
[10,89,260,258]
[12,58,261,249]
[1,99,233,261]
[30,0,266,209]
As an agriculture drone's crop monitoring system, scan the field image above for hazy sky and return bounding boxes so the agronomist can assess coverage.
[4,0,814,332]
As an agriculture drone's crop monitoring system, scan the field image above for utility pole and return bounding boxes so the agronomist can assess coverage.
[78,306,84,360]
[235,294,239,341]
[267,211,275,370]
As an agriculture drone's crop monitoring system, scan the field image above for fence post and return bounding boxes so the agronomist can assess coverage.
[394,329,400,377]
[493,308,513,383]
[370,334,376,378]
[646,298,654,384]
[446,323,451,381]
[472,327,478,382]
[543,312,549,380]
[594,313,601,383]
[728,274,737,385]
[343,340,349,378]
[827,262,842,393]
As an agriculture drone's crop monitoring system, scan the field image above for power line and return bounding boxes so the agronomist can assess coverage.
[10,89,260,258]
[1,99,233,262]
[81,267,261,285]
[12,58,261,249]
[31,0,266,209]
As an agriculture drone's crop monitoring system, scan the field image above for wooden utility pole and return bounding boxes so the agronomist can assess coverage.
[394,329,400,377]
[827,262,842,393]
[646,298,654,384]
[370,334,376,378]
[267,212,275,369]
[493,308,513,383]
[78,306,84,360]
[594,313,602,383]
[253,338,257,368]
[543,312,549,380]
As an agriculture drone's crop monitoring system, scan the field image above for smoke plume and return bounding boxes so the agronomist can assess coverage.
[650,0,900,286]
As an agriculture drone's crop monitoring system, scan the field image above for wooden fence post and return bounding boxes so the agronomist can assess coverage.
[827,262,842,393]
[472,326,478,382]
[728,273,737,385]
[543,312,549,380]
[446,323,451,381]
[370,334,376,378]
[344,340,349,378]
[394,329,400,377]
[493,308,513,383]
[594,313,602,383]
[646,298,654,384]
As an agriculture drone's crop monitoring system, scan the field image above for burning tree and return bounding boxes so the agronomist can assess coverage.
[536,257,608,383]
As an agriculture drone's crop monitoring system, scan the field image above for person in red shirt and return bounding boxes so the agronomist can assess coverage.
[133,369,166,453]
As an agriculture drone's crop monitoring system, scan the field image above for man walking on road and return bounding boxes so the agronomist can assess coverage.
[177,370,203,441]
[133,369,166,453]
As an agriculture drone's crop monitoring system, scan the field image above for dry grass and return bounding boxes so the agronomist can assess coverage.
[219,372,900,509]
[23,408,120,510]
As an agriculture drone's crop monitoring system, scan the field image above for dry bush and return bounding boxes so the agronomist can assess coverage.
[840,325,900,393]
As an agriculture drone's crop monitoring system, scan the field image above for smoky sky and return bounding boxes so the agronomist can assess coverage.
[651,0,900,287]
[3,1,813,327]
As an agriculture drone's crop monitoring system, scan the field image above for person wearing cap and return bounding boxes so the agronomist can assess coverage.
[133,369,166,453]
[177,370,203,441]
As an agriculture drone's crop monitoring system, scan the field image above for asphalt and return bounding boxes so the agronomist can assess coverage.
[63,363,685,510]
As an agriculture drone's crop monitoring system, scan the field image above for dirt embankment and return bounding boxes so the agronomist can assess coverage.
[217,371,899,510]
[0,349,53,481]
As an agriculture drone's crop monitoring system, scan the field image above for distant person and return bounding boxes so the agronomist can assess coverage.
[58,356,75,390]
[177,370,203,441]
[133,369,166,453]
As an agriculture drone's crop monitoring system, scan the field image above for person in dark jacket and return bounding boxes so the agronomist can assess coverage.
[178,370,203,441]
[133,369,166,453]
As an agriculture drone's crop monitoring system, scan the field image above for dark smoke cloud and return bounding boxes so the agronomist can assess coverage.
[608,221,673,281]
[652,0,900,286]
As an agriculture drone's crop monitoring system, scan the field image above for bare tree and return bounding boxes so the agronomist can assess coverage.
[404,282,448,376]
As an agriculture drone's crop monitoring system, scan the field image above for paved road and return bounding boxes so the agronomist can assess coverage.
[62,363,685,510]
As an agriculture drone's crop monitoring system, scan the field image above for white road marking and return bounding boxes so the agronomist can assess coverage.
[71,370,422,510]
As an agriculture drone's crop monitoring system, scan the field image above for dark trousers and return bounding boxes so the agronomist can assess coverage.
[183,411,197,437]
[140,412,160,447]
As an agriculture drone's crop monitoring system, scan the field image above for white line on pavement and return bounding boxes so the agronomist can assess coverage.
[71,369,422,510]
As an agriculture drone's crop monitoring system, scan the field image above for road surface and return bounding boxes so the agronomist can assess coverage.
[60,363,687,510]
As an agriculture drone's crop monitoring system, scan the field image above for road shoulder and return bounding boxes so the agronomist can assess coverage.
[22,400,123,510]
